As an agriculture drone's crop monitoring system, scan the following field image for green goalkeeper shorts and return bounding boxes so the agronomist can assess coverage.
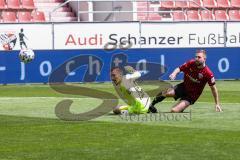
[126,100,149,114]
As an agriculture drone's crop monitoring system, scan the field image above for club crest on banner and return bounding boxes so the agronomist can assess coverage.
[0,32,17,50]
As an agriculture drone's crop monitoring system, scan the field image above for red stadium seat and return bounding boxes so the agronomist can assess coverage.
[147,9,162,21]
[2,11,17,22]
[217,0,230,8]
[200,10,214,20]
[7,0,21,9]
[175,1,188,8]
[32,11,45,22]
[202,0,217,8]
[22,0,35,9]
[0,0,7,9]
[231,0,240,7]
[228,9,240,20]
[172,11,186,21]
[18,11,32,22]
[214,10,228,20]
[161,1,174,8]
[189,0,202,8]
[186,10,200,20]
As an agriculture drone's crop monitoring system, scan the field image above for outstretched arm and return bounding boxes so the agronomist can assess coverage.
[124,66,148,80]
[124,65,139,80]
[124,66,135,73]
[210,85,222,112]
[169,67,181,80]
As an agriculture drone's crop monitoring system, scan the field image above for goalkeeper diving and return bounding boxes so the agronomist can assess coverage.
[111,66,151,114]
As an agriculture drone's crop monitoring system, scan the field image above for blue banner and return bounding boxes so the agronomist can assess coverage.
[0,48,239,84]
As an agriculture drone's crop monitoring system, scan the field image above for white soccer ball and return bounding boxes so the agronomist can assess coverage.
[19,49,35,63]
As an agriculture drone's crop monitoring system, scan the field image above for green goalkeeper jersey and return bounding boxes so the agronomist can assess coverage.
[113,71,151,113]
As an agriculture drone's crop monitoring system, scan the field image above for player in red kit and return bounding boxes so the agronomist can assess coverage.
[148,49,222,113]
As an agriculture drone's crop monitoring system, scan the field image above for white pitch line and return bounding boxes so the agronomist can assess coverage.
[0,97,239,105]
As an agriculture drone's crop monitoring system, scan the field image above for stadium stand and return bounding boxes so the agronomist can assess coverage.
[175,1,188,8]
[32,10,45,21]
[18,11,32,22]
[2,11,17,22]
[35,0,76,21]
[217,0,230,8]
[189,0,202,8]
[137,1,162,21]
[214,9,229,20]
[231,0,240,8]
[7,0,21,9]
[22,0,35,9]
[147,13,162,20]
[200,9,214,20]
[139,0,240,21]
[0,0,76,22]
[160,1,174,9]
[228,9,240,20]
[186,10,201,20]
[136,0,240,21]
[172,11,186,20]
[202,0,217,8]
[0,0,7,9]
[0,0,240,22]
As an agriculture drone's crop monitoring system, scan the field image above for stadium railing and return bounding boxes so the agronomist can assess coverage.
[49,0,211,22]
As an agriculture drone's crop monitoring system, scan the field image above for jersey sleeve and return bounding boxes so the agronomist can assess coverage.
[125,71,141,80]
[207,70,216,86]
[179,59,195,72]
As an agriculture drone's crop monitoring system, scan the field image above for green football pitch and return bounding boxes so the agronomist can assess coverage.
[0,80,239,160]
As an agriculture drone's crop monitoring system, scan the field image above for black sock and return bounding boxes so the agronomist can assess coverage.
[148,92,166,113]
[151,92,166,106]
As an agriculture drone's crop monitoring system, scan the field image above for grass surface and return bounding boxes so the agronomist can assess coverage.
[0,80,239,160]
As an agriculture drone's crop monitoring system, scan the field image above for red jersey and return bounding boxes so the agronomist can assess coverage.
[179,59,215,101]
